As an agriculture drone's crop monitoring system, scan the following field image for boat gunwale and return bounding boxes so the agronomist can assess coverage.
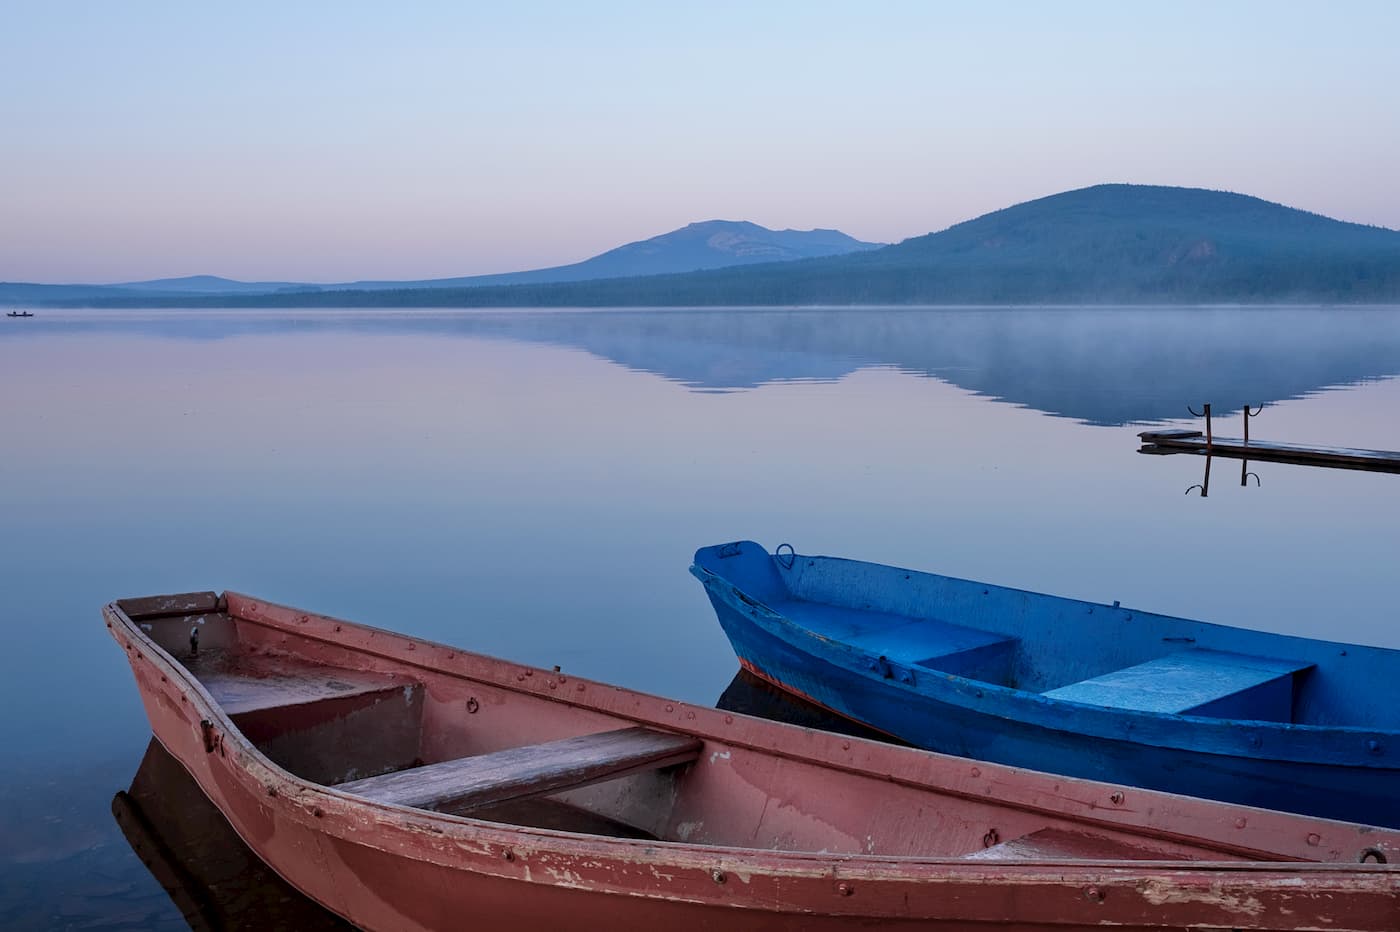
[104,593,1400,882]
[691,559,1399,765]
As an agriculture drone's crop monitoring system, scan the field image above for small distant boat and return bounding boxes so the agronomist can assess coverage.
[6,310,34,317]
[107,591,1399,931]
[693,541,1400,829]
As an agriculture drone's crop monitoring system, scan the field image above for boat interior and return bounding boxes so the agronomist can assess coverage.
[113,593,1292,865]
[693,542,1398,729]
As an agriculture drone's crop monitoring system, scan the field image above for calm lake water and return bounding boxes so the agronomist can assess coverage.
[3,306,1399,928]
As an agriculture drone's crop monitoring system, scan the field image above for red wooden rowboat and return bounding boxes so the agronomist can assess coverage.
[105,591,1400,931]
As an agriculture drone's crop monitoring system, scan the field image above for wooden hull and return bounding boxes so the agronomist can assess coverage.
[106,592,1400,931]
[693,541,1400,827]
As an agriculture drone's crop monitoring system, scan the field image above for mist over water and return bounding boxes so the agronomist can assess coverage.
[19,306,1400,423]
[3,306,1399,927]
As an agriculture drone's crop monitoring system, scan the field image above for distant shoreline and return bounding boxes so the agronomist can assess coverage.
[29,302,1400,312]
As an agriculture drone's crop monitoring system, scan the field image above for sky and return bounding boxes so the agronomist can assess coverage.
[3,1,1398,283]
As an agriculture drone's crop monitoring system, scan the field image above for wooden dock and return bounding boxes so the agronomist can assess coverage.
[1139,429,1400,473]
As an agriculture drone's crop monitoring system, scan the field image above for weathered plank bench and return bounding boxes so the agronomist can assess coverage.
[191,656,415,716]
[335,727,703,812]
[190,657,426,783]
[1043,648,1313,720]
[118,591,222,619]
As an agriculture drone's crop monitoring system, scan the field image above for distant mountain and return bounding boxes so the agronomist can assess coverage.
[77,184,1399,308]
[344,220,883,290]
[114,275,317,294]
[0,282,126,303]
[2,221,881,304]
[853,184,1400,302]
[0,274,320,303]
[423,184,1395,306]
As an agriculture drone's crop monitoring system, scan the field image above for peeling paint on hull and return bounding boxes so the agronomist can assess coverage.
[104,593,1400,931]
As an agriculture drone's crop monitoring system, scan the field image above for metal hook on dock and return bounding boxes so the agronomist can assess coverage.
[1239,453,1262,487]
[1243,403,1264,446]
[1187,403,1213,450]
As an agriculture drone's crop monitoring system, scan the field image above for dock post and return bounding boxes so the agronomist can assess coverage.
[1186,453,1212,497]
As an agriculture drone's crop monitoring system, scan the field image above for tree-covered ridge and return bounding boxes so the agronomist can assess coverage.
[61,185,1400,307]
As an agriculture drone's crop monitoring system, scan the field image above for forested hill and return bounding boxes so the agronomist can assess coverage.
[69,185,1400,307]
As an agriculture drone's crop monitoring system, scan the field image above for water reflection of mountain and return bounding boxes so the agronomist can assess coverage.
[445,308,1400,424]
[22,307,1400,425]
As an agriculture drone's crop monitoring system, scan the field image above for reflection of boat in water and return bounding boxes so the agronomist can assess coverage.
[6,310,34,317]
[106,590,1400,931]
[112,739,350,931]
[694,540,1400,827]
[716,667,901,745]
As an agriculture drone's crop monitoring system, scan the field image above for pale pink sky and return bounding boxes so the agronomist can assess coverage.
[3,2,1397,283]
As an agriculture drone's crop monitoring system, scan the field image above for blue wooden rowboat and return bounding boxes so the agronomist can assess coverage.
[692,540,1400,828]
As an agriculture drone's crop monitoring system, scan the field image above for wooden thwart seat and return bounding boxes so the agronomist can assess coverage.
[779,600,1018,677]
[335,727,703,812]
[119,591,221,619]
[197,658,415,716]
[1043,648,1313,720]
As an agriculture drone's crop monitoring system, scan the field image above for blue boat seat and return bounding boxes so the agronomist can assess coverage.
[1042,649,1314,721]
[776,599,1018,680]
